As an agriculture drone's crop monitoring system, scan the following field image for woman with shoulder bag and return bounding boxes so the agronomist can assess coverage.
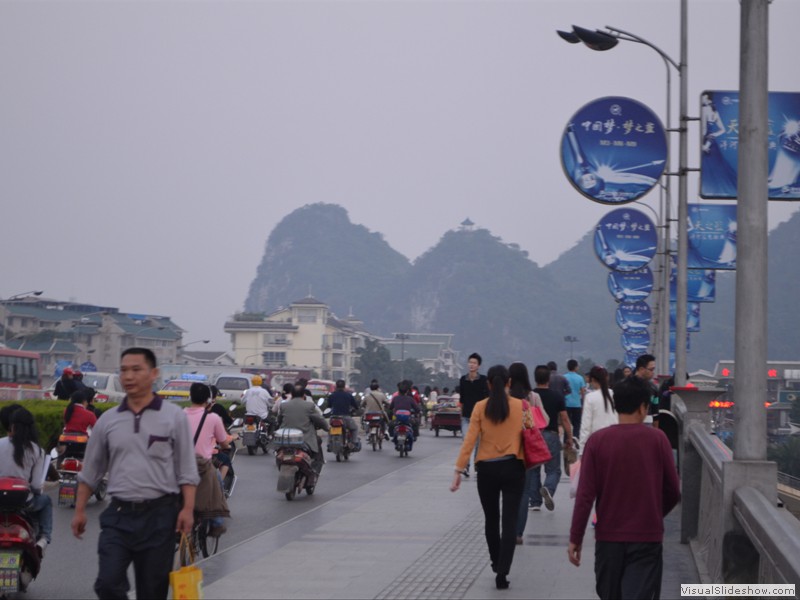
[450,365,526,590]
[184,383,230,538]
[510,361,546,544]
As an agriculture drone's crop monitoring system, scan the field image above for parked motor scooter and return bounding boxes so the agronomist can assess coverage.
[272,428,322,501]
[51,431,107,508]
[0,477,42,593]
[393,410,414,458]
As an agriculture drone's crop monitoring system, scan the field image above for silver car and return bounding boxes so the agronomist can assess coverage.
[46,372,125,403]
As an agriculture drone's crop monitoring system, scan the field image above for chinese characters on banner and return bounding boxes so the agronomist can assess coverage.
[561,96,668,204]
[700,90,800,199]
[688,203,738,270]
[594,208,658,272]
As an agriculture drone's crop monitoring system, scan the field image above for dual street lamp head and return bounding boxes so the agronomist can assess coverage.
[557,26,619,52]
[6,290,44,302]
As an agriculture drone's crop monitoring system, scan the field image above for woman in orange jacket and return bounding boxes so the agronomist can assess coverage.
[450,364,526,590]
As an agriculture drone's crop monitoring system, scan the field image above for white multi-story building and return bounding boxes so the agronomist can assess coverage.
[224,297,375,385]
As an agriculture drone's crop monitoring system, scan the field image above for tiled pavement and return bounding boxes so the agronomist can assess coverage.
[199,445,699,599]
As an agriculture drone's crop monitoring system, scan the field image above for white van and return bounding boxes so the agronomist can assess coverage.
[213,373,254,401]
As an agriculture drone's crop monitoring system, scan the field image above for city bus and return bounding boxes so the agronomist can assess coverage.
[0,348,43,400]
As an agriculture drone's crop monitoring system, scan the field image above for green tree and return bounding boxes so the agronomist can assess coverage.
[577,357,595,375]
[352,339,397,390]
[398,359,433,391]
[791,398,800,423]
[768,437,800,478]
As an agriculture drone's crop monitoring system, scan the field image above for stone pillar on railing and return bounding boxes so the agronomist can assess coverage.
[671,386,722,544]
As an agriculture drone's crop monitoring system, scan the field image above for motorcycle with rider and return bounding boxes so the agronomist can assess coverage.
[324,380,362,461]
[273,386,330,500]
[389,380,421,457]
[361,380,390,451]
[242,375,276,455]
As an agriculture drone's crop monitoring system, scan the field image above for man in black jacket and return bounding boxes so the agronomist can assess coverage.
[458,352,489,477]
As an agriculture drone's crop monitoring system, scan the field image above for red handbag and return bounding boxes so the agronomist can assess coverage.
[521,405,552,469]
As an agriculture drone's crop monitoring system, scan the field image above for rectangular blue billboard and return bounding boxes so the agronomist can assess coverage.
[688,203,737,270]
[699,90,800,200]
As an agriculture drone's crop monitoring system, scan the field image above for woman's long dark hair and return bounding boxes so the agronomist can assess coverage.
[508,362,532,400]
[589,366,615,413]
[10,408,39,468]
[484,364,510,424]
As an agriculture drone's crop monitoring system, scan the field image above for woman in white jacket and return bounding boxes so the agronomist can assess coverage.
[578,366,617,453]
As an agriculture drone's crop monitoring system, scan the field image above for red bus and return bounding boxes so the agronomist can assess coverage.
[0,348,42,400]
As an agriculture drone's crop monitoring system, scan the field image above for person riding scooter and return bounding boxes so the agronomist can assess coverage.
[361,379,390,440]
[278,386,330,473]
[243,375,272,421]
[326,379,361,451]
[389,380,421,441]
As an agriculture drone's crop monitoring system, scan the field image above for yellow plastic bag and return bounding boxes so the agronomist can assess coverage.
[170,533,204,599]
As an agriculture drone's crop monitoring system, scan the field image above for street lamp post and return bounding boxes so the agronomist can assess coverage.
[558,1,689,384]
[178,339,210,351]
[242,353,263,366]
[177,339,210,363]
[564,336,579,360]
[631,199,670,376]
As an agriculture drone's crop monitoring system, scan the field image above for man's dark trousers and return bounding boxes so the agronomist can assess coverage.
[94,497,179,599]
[594,540,663,600]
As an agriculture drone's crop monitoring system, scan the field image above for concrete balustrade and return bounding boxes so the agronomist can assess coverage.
[673,388,799,590]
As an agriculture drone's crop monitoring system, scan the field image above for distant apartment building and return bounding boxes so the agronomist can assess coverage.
[0,297,184,377]
[224,297,374,385]
[224,297,463,386]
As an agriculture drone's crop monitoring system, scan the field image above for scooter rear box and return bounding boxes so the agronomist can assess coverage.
[273,428,305,448]
[0,478,30,509]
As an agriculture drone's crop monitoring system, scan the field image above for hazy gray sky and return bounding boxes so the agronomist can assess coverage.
[2,0,797,351]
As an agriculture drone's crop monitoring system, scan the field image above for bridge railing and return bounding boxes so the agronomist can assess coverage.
[673,388,800,591]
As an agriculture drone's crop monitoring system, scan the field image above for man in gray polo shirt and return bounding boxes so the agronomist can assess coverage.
[71,347,199,600]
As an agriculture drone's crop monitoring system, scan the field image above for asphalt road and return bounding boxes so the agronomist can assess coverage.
[21,423,461,599]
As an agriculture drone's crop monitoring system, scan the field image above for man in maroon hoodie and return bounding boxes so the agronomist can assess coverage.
[568,376,681,600]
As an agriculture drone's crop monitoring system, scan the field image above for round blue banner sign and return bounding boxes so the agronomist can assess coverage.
[594,208,658,272]
[607,267,654,303]
[621,330,651,354]
[616,300,652,332]
[561,96,667,204]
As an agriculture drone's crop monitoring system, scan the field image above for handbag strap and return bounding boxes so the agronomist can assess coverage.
[179,531,196,566]
[521,399,533,430]
[193,409,209,447]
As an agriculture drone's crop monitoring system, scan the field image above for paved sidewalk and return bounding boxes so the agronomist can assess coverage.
[199,445,698,599]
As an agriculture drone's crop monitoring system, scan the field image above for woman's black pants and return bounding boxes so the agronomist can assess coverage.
[475,458,525,576]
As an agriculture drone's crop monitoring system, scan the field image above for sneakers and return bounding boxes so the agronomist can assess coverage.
[530,505,541,512]
[208,525,227,538]
[540,486,555,511]
[35,538,47,559]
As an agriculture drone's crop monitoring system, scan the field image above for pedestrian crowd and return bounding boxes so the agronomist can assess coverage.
[451,352,681,599]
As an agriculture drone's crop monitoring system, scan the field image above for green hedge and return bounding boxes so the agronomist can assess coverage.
[0,399,241,451]
[0,400,116,451]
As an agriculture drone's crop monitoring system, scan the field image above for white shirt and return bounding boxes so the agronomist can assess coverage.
[579,388,618,454]
[243,386,272,420]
